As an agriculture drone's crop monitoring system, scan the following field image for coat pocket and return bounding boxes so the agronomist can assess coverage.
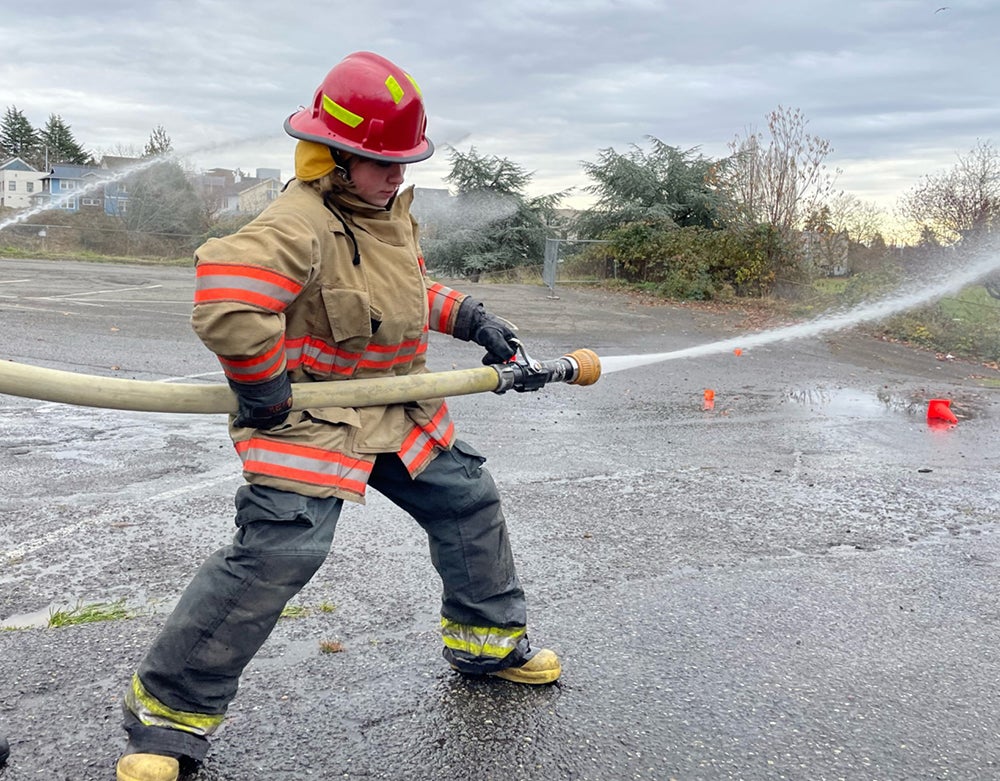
[320,287,373,343]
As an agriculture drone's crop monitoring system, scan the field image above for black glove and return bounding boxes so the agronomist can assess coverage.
[454,298,519,365]
[228,373,293,430]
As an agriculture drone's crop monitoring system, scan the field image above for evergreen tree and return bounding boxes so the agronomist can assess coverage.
[143,125,173,158]
[39,114,92,165]
[422,146,564,279]
[0,105,40,163]
[576,137,721,238]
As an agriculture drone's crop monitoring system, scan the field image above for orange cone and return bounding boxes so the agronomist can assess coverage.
[927,398,958,424]
[703,389,715,410]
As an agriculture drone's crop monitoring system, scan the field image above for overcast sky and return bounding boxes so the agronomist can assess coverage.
[3,0,996,216]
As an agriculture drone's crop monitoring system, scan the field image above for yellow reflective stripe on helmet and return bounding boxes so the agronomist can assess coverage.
[125,673,225,737]
[322,93,364,129]
[405,73,422,97]
[385,75,404,104]
[440,618,525,659]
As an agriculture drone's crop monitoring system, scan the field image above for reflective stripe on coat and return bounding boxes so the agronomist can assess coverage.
[192,182,468,502]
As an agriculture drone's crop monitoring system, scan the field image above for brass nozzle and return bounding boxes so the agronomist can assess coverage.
[565,348,601,386]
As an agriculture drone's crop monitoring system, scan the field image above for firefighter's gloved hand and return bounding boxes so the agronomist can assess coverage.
[454,298,518,365]
[228,373,293,430]
[474,312,519,365]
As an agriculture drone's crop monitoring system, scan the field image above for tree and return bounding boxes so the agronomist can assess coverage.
[120,160,206,245]
[899,139,999,245]
[822,194,888,248]
[144,125,173,158]
[576,137,721,238]
[39,114,92,165]
[899,140,1000,299]
[0,105,40,163]
[715,106,840,255]
[422,146,564,279]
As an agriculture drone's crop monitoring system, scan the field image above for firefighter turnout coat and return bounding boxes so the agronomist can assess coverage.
[192,181,467,503]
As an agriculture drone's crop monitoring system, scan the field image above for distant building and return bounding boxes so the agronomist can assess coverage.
[193,167,284,215]
[237,178,282,214]
[0,157,47,210]
[802,228,850,277]
[99,156,143,216]
[255,168,282,182]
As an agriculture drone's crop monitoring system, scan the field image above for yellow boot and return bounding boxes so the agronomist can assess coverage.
[491,648,561,684]
[116,752,180,781]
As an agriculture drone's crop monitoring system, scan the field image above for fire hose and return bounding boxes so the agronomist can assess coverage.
[0,345,601,414]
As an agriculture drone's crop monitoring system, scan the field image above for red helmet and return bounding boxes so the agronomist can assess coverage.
[284,52,434,163]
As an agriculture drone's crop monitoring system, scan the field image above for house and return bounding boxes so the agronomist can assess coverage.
[236,178,281,214]
[32,163,111,213]
[15,159,283,219]
[193,168,284,215]
[29,157,145,216]
[99,156,143,216]
[0,157,47,210]
[802,228,850,277]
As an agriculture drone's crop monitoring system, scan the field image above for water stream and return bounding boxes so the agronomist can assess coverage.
[600,248,1000,374]
[0,155,171,232]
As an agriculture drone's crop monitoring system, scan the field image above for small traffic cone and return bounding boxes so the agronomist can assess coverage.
[926,398,958,425]
[703,389,715,410]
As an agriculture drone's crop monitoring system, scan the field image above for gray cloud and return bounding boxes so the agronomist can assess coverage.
[2,0,995,211]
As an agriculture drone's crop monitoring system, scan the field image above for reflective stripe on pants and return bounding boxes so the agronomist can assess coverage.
[122,439,528,760]
[368,438,530,674]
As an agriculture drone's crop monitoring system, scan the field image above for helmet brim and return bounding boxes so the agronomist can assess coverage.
[284,115,435,164]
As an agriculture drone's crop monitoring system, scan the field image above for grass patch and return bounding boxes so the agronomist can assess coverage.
[880,286,1000,361]
[48,599,131,628]
[319,639,345,654]
[279,604,309,619]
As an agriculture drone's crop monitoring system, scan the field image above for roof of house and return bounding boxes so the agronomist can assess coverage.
[99,155,143,170]
[0,157,39,172]
[45,164,102,179]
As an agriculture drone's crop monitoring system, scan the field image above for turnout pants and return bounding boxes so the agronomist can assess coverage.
[122,440,530,762]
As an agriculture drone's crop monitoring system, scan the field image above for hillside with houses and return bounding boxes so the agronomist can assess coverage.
[0,155,284,218]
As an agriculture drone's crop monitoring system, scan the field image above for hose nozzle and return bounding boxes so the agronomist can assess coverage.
[493,348,602,394]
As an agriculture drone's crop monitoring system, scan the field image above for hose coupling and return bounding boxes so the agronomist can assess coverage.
[493,347,601,394]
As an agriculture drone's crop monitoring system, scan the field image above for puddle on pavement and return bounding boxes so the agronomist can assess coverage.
[779,387,984,421]
[1,605,53,629]
[1,595,177,630]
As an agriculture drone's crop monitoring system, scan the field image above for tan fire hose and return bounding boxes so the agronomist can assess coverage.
[0,349,601,414]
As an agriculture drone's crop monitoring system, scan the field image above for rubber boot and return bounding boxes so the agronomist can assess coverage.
[490,647,561,684]
[116,752,180,781]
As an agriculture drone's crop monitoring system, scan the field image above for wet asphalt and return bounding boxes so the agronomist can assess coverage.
[1,258,999,781]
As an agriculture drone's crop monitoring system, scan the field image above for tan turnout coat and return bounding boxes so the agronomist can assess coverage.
[192,181,469,502]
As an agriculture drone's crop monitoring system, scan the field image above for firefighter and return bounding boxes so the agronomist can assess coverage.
[115,51,560,781]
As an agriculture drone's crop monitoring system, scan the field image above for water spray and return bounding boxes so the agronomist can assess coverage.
[0,155,171,232]
[601,247,1000,374]
[0,135,283,233]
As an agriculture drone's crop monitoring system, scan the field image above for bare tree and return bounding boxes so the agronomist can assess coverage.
[825,193,889,247]
[899,139,1000,244]
[717,106,841,241]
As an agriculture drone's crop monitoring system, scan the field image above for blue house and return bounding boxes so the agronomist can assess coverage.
[35,164,109,213]
[32,157,144,215]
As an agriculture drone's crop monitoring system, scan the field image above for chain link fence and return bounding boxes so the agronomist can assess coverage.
[542,237,613,296]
